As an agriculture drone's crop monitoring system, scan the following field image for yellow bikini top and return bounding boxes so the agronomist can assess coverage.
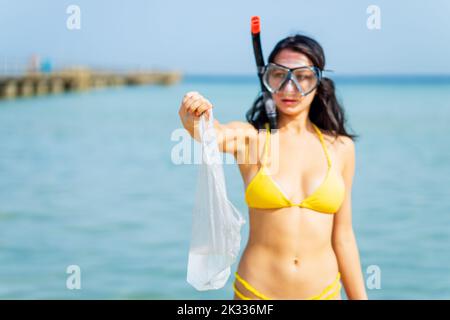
[245,122,345,214]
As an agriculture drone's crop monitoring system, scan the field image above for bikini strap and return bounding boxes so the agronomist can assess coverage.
[312,123,331,168]
[234,272,271,300]
[261,122,270,167]
[261,123,330,168]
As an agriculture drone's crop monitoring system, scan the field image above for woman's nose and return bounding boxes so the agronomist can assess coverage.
[280,79,298,93]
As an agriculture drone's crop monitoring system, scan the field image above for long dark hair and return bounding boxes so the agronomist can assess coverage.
[246,34,358,141]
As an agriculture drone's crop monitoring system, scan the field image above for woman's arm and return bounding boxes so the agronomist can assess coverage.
[332,136,368,300]
[178,91,255,157]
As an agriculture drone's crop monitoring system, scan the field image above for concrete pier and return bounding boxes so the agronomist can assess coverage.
[0,68,182,100]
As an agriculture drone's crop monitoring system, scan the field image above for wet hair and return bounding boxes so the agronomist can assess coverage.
[246,34,358,141]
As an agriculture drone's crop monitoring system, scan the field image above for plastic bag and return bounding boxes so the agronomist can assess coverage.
[186,110,246,291]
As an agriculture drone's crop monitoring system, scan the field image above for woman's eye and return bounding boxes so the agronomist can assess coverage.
[296,74,312,81]
[272,72,285,78]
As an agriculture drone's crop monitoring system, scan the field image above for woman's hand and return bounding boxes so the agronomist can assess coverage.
[179,91,214,142]
[179,91,213,119]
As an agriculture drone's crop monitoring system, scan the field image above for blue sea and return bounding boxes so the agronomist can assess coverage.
[0,75,449,299]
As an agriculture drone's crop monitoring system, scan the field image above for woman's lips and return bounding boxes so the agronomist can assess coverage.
[281,98,300,105]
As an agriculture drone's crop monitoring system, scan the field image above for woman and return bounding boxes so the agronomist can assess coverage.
[179,34,368,300]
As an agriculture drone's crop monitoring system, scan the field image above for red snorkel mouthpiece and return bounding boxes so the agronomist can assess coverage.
[251,16,260,34]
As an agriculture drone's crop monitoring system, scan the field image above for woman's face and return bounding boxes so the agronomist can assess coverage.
[271,49,318,116]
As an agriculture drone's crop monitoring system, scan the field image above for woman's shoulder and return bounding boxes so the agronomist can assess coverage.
[322,132,355,161]
[337,135,355,159]
[321,130,354,148]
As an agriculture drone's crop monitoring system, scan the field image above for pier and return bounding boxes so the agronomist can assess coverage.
[0,68,182,100]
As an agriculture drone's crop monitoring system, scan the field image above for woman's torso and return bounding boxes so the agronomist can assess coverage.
[235,123,345,299]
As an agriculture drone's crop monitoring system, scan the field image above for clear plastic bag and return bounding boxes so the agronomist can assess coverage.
[186,110,246,291]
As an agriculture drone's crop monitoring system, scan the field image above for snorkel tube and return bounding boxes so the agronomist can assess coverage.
[251,16,277,130]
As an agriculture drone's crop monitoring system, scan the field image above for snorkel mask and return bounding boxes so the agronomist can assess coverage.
[251,17,325,129]
[262,62,322,96]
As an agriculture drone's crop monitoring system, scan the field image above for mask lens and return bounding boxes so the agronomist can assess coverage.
[264,65,289,92]
[293,68,318,94]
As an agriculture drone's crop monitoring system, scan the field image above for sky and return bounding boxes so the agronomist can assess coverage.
[1,0,450,75]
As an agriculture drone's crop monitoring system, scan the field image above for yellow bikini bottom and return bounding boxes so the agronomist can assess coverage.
[233,272,342,300]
